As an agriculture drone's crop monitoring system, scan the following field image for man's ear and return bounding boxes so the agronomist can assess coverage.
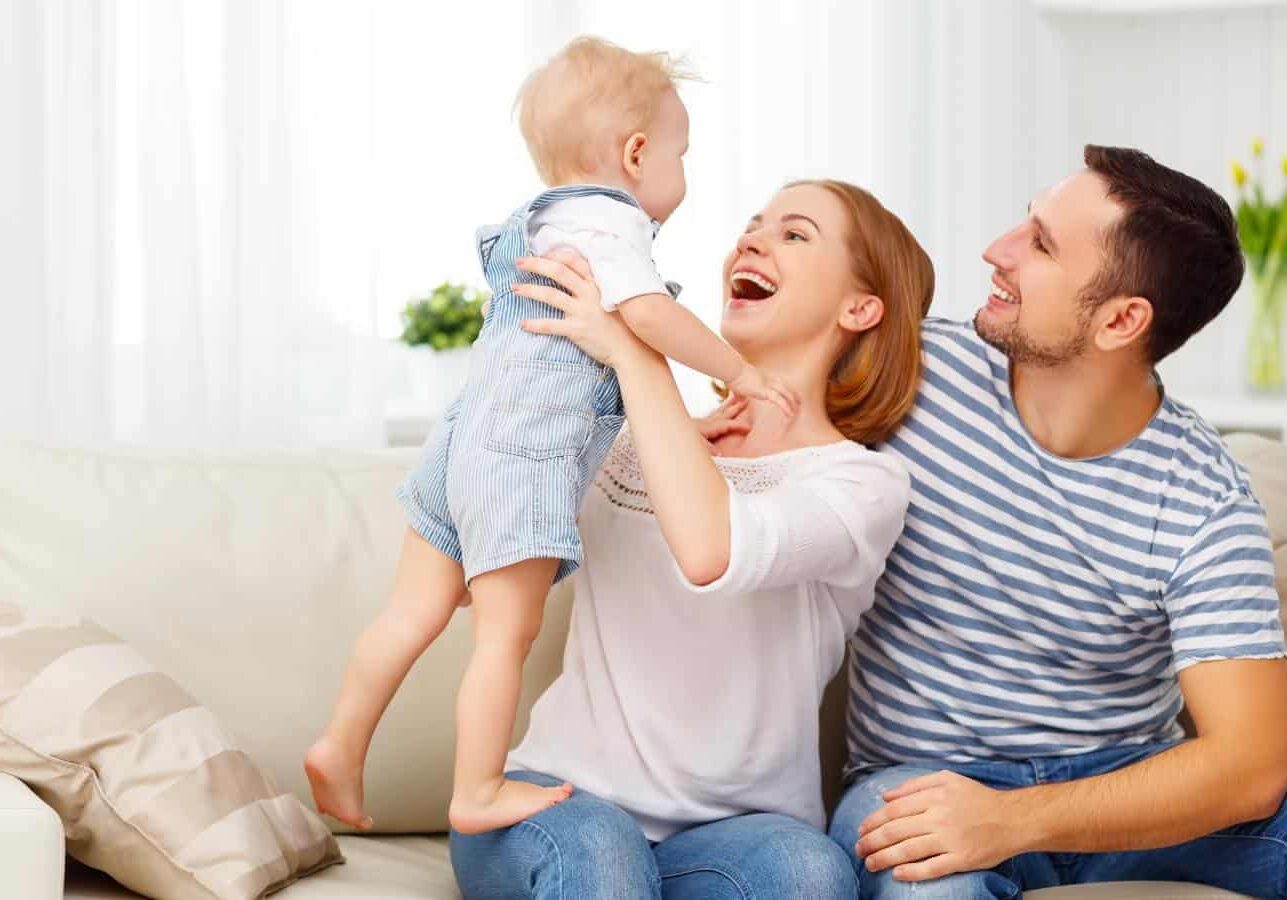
[622,133,647,179]
[1094,295,1153,355]
[840,293,883,334]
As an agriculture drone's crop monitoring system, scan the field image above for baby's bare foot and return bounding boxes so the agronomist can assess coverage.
[448,779,573,835]
[304,736,373,830]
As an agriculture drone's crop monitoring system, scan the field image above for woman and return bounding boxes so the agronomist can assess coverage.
[450,179,935,898]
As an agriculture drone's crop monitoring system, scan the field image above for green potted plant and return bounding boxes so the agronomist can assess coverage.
[1231,138,1287,393]
[396,283,488,414]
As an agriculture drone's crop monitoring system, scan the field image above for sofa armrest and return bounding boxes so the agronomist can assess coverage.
[0,772,65,900]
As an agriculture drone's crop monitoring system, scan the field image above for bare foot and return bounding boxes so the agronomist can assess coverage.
[304,736,373,830]
[448,778,573,835]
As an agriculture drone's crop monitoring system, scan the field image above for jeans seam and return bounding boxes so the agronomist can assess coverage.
[1204,831,1287,851]
[660,865,751,899]
[514,819,564,900]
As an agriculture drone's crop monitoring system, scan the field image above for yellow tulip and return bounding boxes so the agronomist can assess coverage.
[1282,154,1287,177]
[1252,136,1264,157]
[1232,160,1248,188]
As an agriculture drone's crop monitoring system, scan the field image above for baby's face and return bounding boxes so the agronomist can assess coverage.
[634,89,689,224]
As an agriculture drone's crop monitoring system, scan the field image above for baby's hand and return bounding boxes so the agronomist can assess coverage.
[727,364,799,418]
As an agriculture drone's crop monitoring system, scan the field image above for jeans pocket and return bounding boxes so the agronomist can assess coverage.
[484,358,601,460]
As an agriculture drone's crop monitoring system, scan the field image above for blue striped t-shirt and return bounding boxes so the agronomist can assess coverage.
[845,318,1286,771]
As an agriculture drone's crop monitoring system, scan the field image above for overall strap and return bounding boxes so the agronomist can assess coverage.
[526,184,643,214]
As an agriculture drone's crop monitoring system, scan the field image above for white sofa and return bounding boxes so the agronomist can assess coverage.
[0,434,1282,900]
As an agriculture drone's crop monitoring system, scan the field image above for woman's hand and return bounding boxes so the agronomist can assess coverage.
[514,248,647,369]
[694,395,751,456]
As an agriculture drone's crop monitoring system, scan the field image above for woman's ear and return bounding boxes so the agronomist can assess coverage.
[622,133,647,179]
[840,293,884,334]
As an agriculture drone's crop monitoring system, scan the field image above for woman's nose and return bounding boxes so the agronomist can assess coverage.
[736,230,766,255]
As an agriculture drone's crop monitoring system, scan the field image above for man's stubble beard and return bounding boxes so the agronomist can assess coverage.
[973,303,1095,368]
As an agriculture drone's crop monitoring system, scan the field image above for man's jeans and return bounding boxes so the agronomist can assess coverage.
[450,771,857,899]
[829,741,1287,899]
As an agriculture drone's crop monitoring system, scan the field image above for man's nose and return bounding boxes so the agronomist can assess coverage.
[983,223,1027,270]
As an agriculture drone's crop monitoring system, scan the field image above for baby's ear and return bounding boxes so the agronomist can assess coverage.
[622,132,648,178]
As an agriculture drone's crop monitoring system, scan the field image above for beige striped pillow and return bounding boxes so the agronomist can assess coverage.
[0,602,342,899]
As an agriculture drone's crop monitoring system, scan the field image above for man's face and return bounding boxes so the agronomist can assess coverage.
[976,170,1124,367]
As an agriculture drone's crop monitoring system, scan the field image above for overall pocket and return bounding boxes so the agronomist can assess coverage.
[484,358,602,460]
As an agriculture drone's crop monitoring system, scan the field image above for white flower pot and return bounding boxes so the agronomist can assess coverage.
[388,344,474,419]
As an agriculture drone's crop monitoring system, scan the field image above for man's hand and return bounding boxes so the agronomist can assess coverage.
[856,770,1030,882]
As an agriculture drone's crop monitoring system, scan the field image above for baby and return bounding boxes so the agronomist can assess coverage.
[305,36,796,836]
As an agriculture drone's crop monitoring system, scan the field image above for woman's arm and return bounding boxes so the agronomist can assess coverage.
[513,252,733,584]
[612,345,733,585]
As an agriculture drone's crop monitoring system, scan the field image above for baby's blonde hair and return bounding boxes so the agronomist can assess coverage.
[515,36,694,185]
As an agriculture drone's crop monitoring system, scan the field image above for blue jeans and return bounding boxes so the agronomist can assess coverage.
[828,741,1287,899]
[450,771,857,899]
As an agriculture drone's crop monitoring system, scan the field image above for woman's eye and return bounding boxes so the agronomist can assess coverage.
[785,230,806,242]
[1030,233,1047,254]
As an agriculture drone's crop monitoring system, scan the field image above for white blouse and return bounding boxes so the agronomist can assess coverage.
[507,425,910,840]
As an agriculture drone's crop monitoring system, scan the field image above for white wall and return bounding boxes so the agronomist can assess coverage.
[1046,4,1287,398]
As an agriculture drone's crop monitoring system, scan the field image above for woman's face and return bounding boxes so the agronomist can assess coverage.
[720,184,863,359]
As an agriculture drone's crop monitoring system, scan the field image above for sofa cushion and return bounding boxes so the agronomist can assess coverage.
[0,602,341,899]
[65,835,461,900]
[0,442,574,835]
[62,836,1249,900]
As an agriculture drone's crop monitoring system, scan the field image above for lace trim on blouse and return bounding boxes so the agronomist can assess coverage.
[592,425,847,516]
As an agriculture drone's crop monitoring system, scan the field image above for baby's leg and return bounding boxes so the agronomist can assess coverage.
[447,556,571,834]
[306,526,467,829]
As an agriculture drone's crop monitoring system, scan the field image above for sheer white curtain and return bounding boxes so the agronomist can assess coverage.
[2,0,1070,448]
[3,0,390,447]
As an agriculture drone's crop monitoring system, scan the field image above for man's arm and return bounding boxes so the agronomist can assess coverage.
[856,657,1287,881]
[1021,657,1287,850]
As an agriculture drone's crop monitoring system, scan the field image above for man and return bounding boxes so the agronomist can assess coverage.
[830,146,1287,898]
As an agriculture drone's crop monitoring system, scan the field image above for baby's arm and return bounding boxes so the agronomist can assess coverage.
[617,295,797,416]
[617,294,742,383]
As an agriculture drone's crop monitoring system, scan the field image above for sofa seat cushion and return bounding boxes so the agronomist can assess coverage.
[64,835,461,900]
[64,836,1247,900]
[64,835,1248,900]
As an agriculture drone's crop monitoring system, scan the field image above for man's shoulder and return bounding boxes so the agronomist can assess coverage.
[921,316,978,345]
[1152,396,1259,514]
[917,318,994,369]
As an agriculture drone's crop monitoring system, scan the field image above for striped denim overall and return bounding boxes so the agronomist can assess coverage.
[396,184,679,584]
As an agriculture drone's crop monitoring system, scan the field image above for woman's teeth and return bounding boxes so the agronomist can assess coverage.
[731,271,778,300]
[991,284,1019,305]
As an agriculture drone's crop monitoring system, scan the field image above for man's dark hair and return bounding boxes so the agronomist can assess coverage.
[1081,145,1244,363]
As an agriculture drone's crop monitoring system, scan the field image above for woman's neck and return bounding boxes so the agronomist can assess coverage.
[710,366,845,458]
